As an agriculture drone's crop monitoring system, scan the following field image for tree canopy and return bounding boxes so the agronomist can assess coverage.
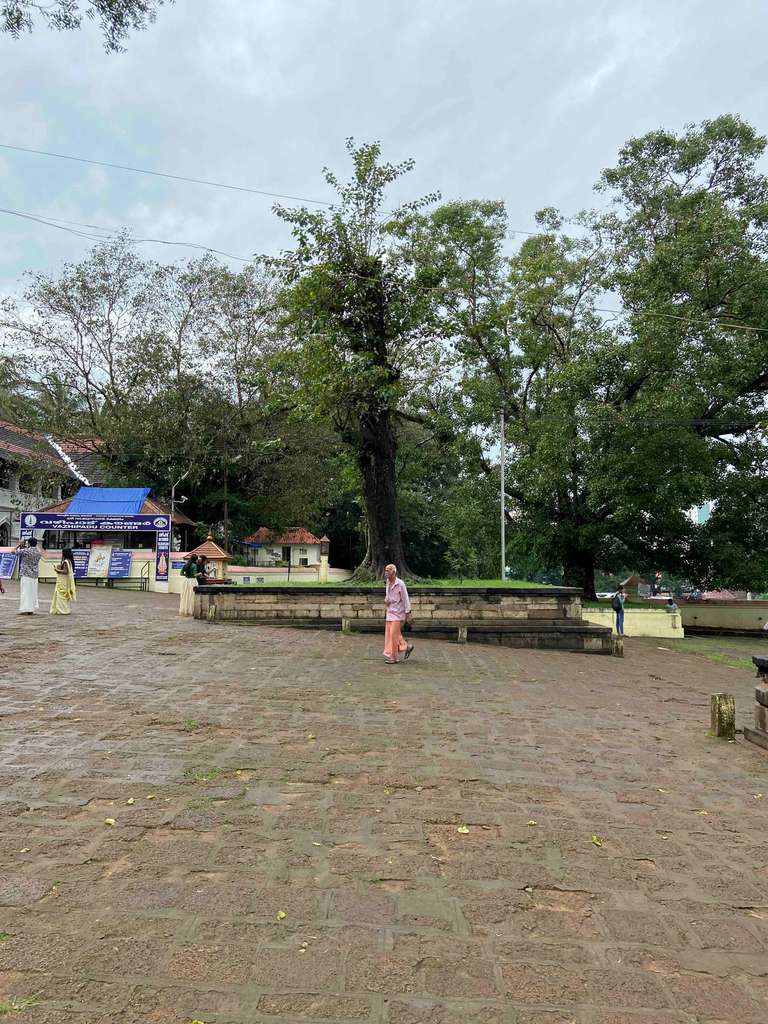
[2,117,766,591]
[1,0,169,51]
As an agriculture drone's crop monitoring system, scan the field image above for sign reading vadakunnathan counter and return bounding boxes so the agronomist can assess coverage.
[20,512,170,586]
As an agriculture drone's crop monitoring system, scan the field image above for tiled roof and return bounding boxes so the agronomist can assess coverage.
[243,526,322,545]
[0,422,106,483]
[0,420,62,468]
[189,532,230,559]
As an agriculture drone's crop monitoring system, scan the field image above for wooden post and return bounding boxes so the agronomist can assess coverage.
[612,637,624,658]
[710,693,736,739]
[457,625,468,644]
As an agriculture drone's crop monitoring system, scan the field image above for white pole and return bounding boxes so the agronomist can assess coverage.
[500,409,505,581]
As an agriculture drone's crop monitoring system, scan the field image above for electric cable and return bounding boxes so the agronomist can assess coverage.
[0,142,333,206]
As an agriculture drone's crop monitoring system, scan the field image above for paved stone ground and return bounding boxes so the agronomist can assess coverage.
[1,583,767,1024]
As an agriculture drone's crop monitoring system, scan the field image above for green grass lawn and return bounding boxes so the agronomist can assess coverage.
[658,635,766,673]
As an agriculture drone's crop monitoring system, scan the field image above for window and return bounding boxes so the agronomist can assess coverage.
[300,547,307,555]
[300,558,308,567]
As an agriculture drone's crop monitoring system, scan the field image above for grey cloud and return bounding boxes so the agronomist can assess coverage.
[1,0,767,295]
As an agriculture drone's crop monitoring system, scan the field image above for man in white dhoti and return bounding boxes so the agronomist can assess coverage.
[15,539,43,615]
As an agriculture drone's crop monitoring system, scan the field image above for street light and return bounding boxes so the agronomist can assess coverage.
[500,409,506,582]
[170,467,192,542]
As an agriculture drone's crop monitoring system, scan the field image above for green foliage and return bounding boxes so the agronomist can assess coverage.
[409,116,768,595]
[1,0,169,51]
[1,235,343,543]
[2,122,767,593]
[270,139,443,575]
[0,994,41,1015]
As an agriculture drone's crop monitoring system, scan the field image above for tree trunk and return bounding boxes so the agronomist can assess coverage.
[351,409,414,580]
[562,549,597,600]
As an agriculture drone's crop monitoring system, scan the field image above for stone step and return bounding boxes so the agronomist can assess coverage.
[224,615,613,652]
[744,726,768,752]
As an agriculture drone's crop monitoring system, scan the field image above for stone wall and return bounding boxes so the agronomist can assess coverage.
[194,584,583,625]
[681,600,768,634]
[583,606,684,639]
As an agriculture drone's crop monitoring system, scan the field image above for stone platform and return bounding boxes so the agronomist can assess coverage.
[194,585,613,653]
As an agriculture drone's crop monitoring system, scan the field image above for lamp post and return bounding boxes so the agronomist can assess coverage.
[500,409,506,582]
[223,451,243,554]
[170,467,191,547]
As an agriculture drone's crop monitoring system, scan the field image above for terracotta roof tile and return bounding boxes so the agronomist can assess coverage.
[189,532,230,559]
[243,526,321,545]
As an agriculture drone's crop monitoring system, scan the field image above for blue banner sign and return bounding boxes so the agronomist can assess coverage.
[20,511,171,587]
[0,553,18,579]
[108,550,133,578]
[21,512,170,533]
[155,524,170,583]
[71,550,91,579]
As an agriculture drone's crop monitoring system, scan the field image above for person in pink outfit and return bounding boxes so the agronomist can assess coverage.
[383,563,414,664]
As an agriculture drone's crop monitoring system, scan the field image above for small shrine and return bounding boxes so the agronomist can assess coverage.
[189,531,230,582]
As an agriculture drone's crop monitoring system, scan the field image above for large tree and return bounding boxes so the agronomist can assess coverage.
[271,139,442,578]
[416,115,768,596]
[1,0,169,50]
[0,235,343,541]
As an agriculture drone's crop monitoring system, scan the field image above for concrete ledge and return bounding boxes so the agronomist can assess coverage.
[195,584,579,597]
[744,726,768,752]
[583,605,684,639]
[192,584,612,652]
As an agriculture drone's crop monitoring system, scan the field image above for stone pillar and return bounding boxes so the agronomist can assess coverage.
[710,693,736,740]
[319,536,330,584]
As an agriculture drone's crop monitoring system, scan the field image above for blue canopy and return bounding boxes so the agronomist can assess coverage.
[67,486,150,515]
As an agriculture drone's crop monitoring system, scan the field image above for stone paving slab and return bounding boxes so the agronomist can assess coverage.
[0,583,767,1023]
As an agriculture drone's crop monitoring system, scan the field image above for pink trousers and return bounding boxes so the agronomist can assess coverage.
[383,619,408,660]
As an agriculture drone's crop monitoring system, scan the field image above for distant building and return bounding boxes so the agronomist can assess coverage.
[241,526,328,567]
[39,488,195,551]
[0,421,102,545]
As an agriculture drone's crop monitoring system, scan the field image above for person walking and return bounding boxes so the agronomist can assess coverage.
[15,538,43,615]
[383,563,414,664]
[611,585,626,637]
[178,554,200,617]
[50,547,77,615]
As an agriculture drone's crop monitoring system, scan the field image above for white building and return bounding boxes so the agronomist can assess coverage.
[241,526,327,567]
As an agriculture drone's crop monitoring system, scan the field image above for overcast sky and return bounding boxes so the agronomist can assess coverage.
[1,0,767,295]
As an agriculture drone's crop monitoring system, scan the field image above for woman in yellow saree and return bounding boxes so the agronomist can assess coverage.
[50,547,76,615]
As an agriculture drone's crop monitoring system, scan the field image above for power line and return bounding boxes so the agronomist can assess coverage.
[0,207,254,262]
[0,142,334,207]
[4,207,768,336]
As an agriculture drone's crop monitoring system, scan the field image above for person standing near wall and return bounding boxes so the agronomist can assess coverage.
[15,538,42,615]
[50,547,77,615]
[611,585,626,637]
[383,563,414,665]
[178,554,200,617]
